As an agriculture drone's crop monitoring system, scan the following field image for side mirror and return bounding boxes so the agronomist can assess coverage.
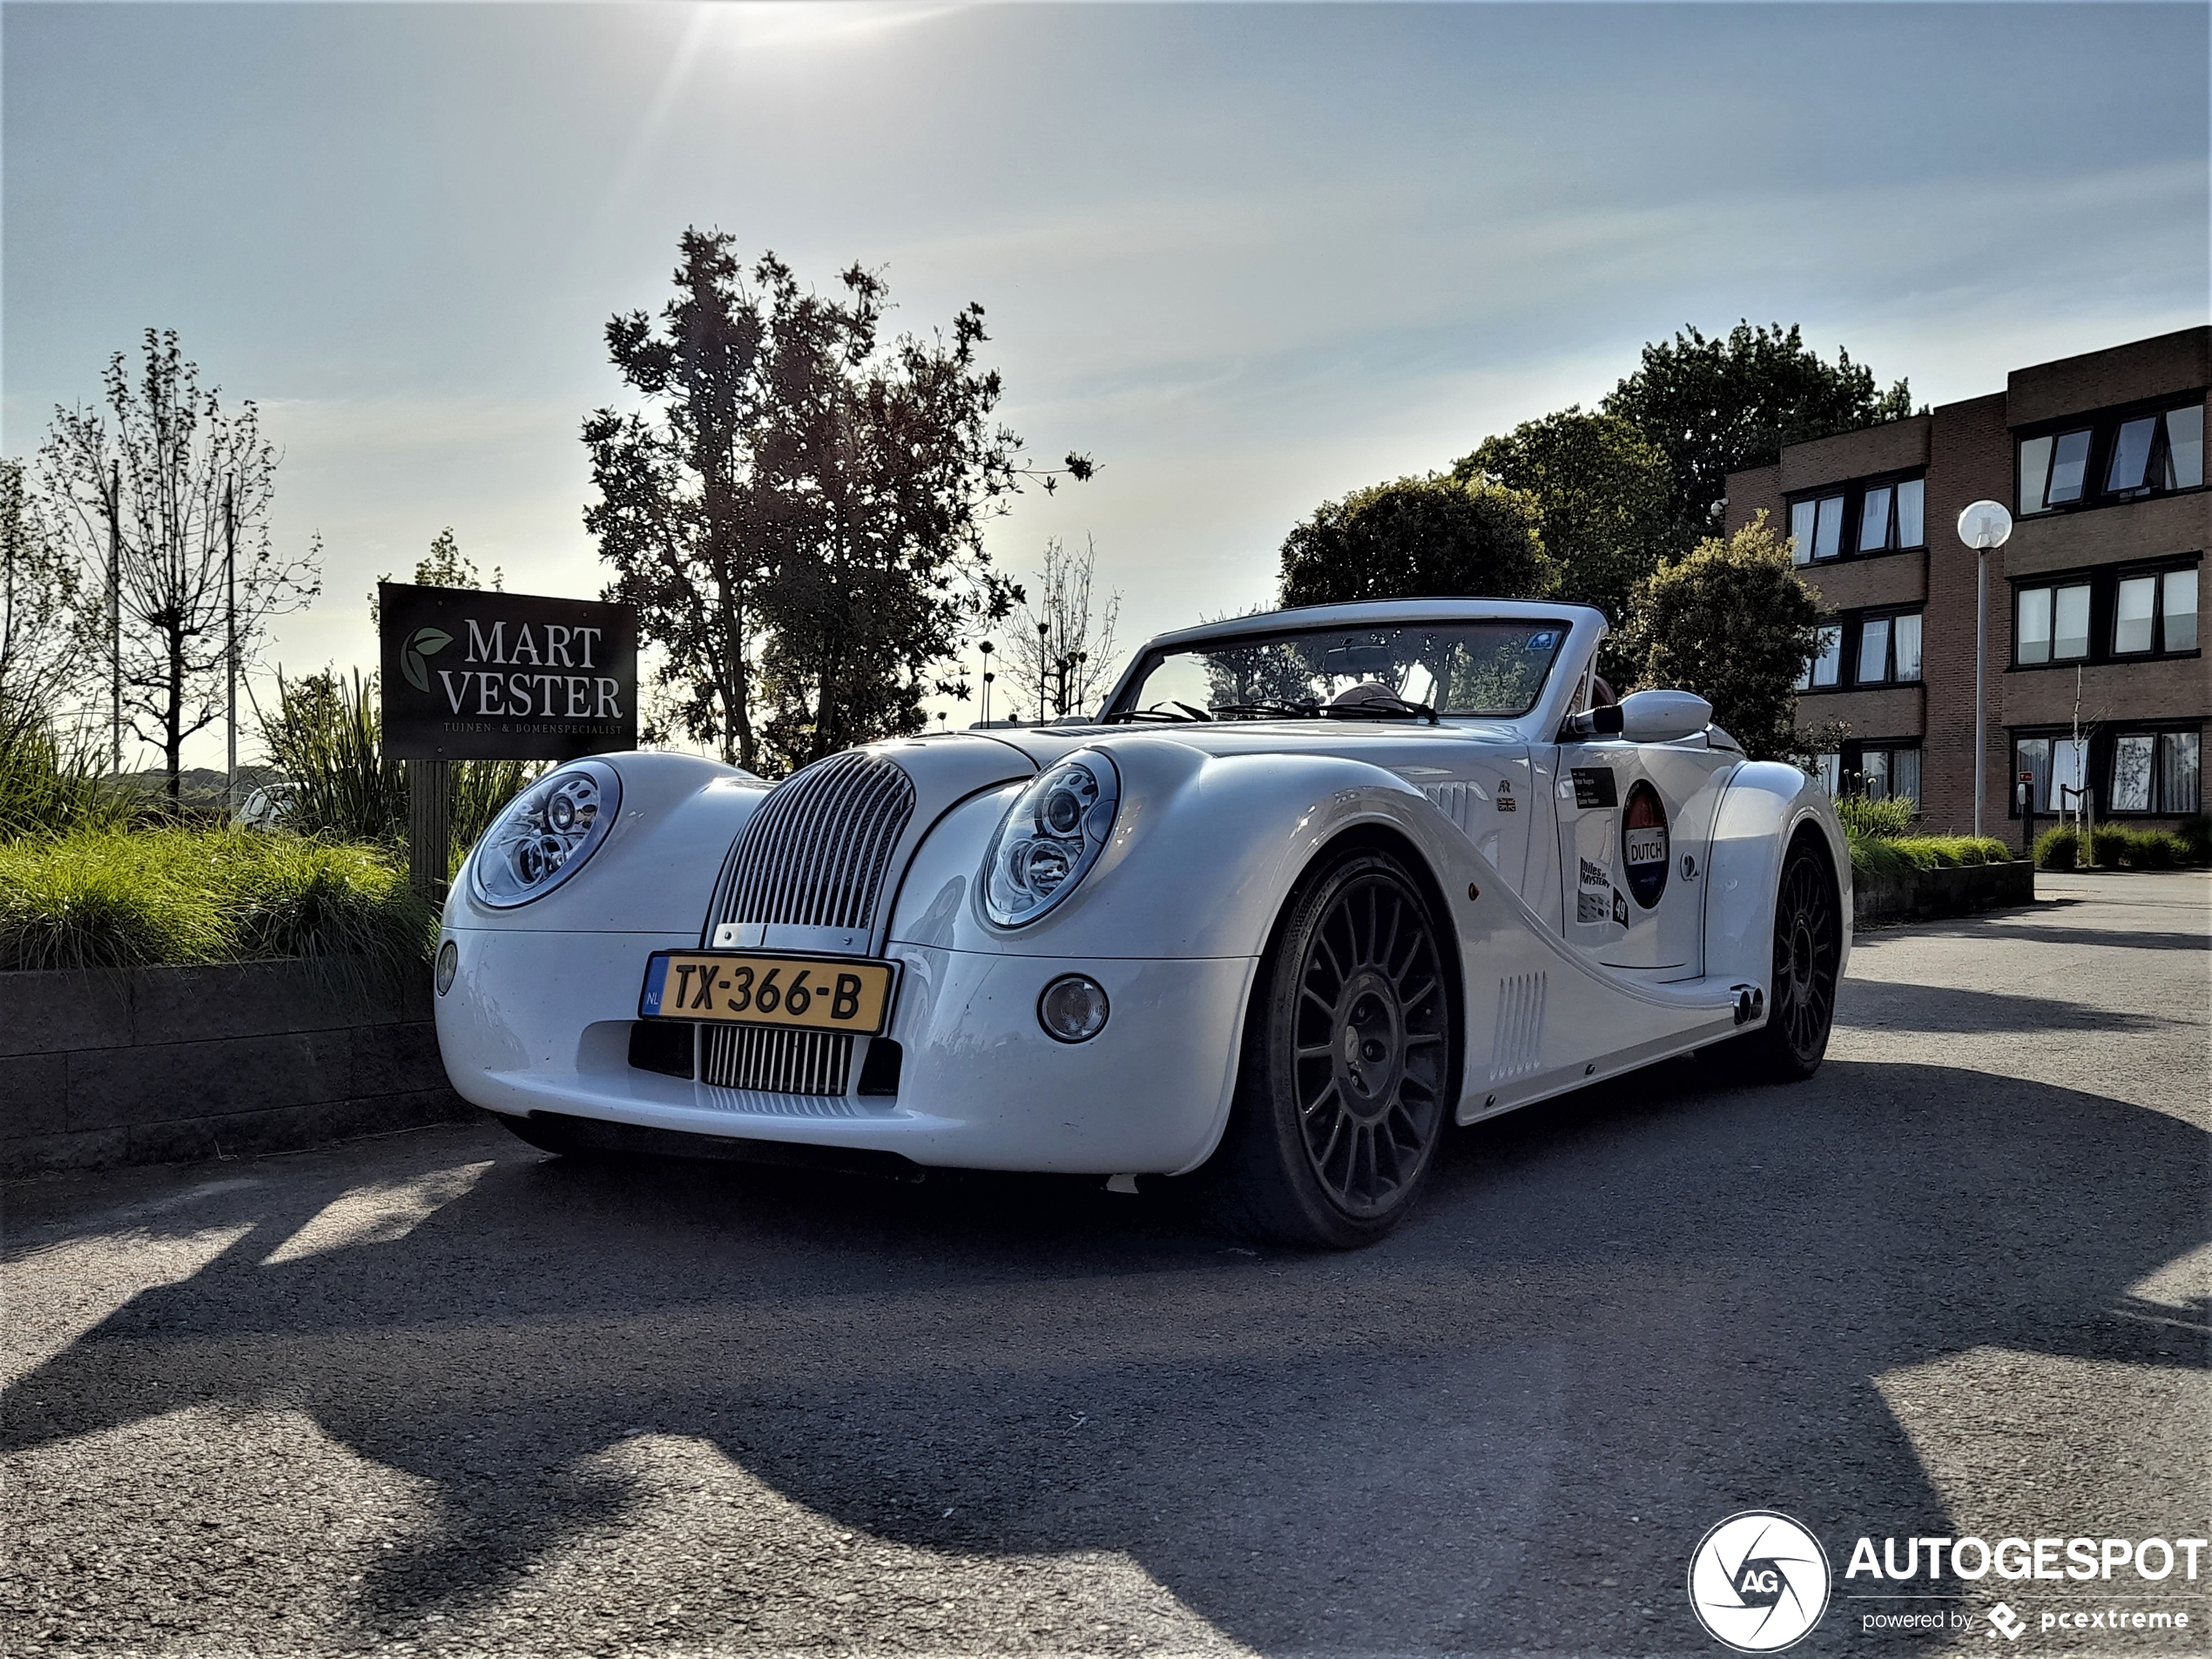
[1618,689,1713,743]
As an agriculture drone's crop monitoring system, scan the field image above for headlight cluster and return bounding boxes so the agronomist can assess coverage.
[469,760,622,908]
[981,752,1119,927]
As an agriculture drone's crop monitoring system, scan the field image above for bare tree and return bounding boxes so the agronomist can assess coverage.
[1006,536,1121,721]
[38,331,320,803]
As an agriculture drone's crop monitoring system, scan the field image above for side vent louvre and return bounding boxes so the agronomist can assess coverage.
[1420,782,1483,839]
[1490,972,1547,1082]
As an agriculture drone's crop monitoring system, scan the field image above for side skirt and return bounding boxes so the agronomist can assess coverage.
[1454,1011,1747,1126]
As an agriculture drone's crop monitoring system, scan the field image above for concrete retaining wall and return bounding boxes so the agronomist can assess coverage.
[1,961,472,1177]
[1855,859,2035,925]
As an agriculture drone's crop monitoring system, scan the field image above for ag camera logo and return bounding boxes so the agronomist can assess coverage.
[1689,1511,1831,1652]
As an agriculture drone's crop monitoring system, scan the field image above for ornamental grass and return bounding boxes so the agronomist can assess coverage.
[0,829,435,979]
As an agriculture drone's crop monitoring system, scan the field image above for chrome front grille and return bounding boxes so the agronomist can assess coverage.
[700,1024,855,1097]
[711,750,916,934]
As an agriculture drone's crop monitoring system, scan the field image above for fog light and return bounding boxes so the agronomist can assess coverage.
[1038,974,1109,1043]
[435,939,459,996]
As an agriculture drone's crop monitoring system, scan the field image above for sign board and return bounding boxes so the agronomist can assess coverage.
[378,583,637,761]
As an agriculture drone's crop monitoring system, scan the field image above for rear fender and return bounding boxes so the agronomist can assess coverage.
[1704,762,1853,990]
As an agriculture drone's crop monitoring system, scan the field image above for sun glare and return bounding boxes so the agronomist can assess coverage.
[709,2,970,55]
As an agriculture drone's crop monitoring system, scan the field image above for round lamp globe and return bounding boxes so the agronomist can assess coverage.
[1957,499,2014,550]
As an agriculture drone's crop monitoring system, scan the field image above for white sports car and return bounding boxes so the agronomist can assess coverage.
[435,598,1849,1246]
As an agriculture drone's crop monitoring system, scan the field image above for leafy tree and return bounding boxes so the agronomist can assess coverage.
[1278,475,1554,610]
[587,230,1090,773]
[1602,321,1914,549]
[1452,408,1669,678]
[37,331,321,804]
[1,458,84,724]
[368,527,502,629]
[1620,513,1819,762]
[1007,536,1121,721]
[586,232,768,768]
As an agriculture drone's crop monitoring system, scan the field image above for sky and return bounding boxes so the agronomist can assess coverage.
[4,1,2207,765]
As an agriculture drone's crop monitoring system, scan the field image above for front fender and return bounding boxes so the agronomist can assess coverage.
[442,750,767,936]
[1704,761,1852,989]
[886,737,1485,961]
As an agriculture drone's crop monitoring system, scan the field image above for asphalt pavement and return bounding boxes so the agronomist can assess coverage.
[3,871,2206,1658]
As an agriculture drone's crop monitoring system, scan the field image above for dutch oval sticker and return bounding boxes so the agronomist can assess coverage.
[1622,780,1669,909]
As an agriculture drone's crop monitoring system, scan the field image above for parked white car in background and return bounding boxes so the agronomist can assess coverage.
[434,598,1849,1245]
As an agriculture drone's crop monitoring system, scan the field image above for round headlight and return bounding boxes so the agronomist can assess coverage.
[469,759,623,908]
[981,752,1119,927]
[435,939,458,995]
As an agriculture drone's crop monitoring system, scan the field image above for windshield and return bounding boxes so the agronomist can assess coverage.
[1112,620,1573,721]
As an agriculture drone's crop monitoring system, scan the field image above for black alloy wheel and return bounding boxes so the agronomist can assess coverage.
[1208,850,1455,1247]
[1744,838,1840,1080]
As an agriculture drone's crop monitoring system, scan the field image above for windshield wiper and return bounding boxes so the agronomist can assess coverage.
[1321,694,1440,725]
[1103,701,1212,724]
[1210,700,1320,721]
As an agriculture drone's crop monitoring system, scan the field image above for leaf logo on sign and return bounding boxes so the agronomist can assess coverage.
[401,626,453,693]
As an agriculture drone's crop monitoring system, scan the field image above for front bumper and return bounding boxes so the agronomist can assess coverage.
[434,927,1258,1176]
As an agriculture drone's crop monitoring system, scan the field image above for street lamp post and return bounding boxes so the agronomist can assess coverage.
[1956,500,2015,840]
[979,640,994,726]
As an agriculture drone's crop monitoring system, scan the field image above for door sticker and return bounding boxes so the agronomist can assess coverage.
[1622,781,1670,908]
[1578,856,1615,925]
[1571,767,1618,809]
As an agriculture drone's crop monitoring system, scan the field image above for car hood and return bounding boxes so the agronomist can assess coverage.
[919,718,1529,770]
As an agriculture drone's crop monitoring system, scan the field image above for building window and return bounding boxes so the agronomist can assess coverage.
[2110,730,2202,815]
[2019,402,2206,515]
[1790,475,1923,563]
[1849,745,1921,806]
[2016,580,2091,665]
[1790,494,1844,564]
[2012,735,2090,814]
[1797,624,1843,689]
[2112,566,2199,655]
[1811,752,1840,796]
[1852,611,1922,684]
[2015,730,2200,816]
[1855,478,1925,552]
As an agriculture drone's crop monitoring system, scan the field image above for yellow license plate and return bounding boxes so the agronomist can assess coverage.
[638,951,899,1035]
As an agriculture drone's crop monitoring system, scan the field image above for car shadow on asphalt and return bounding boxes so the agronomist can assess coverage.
[4,1057,2207,1656]
[1854,921,2209,954]
[1833,981,2177,1033]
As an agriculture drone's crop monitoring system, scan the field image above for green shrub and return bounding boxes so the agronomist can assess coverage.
[2034,826,2080,870]
[0,829,433,976]
[258,670,406,846]
[257,667,537,871]
[1835,794,1917,839]
[2178,814,2212,864]
[1847,833,1912,881]
[2083,824,2186,869]
[0,701,132,842]
[1850,831,2011,881]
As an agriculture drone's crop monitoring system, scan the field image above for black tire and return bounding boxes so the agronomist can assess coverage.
[1206,849,1456,1248]
[1743,836,1841,1081]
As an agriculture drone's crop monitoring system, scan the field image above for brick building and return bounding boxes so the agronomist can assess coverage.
[1726,326,2209,848]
